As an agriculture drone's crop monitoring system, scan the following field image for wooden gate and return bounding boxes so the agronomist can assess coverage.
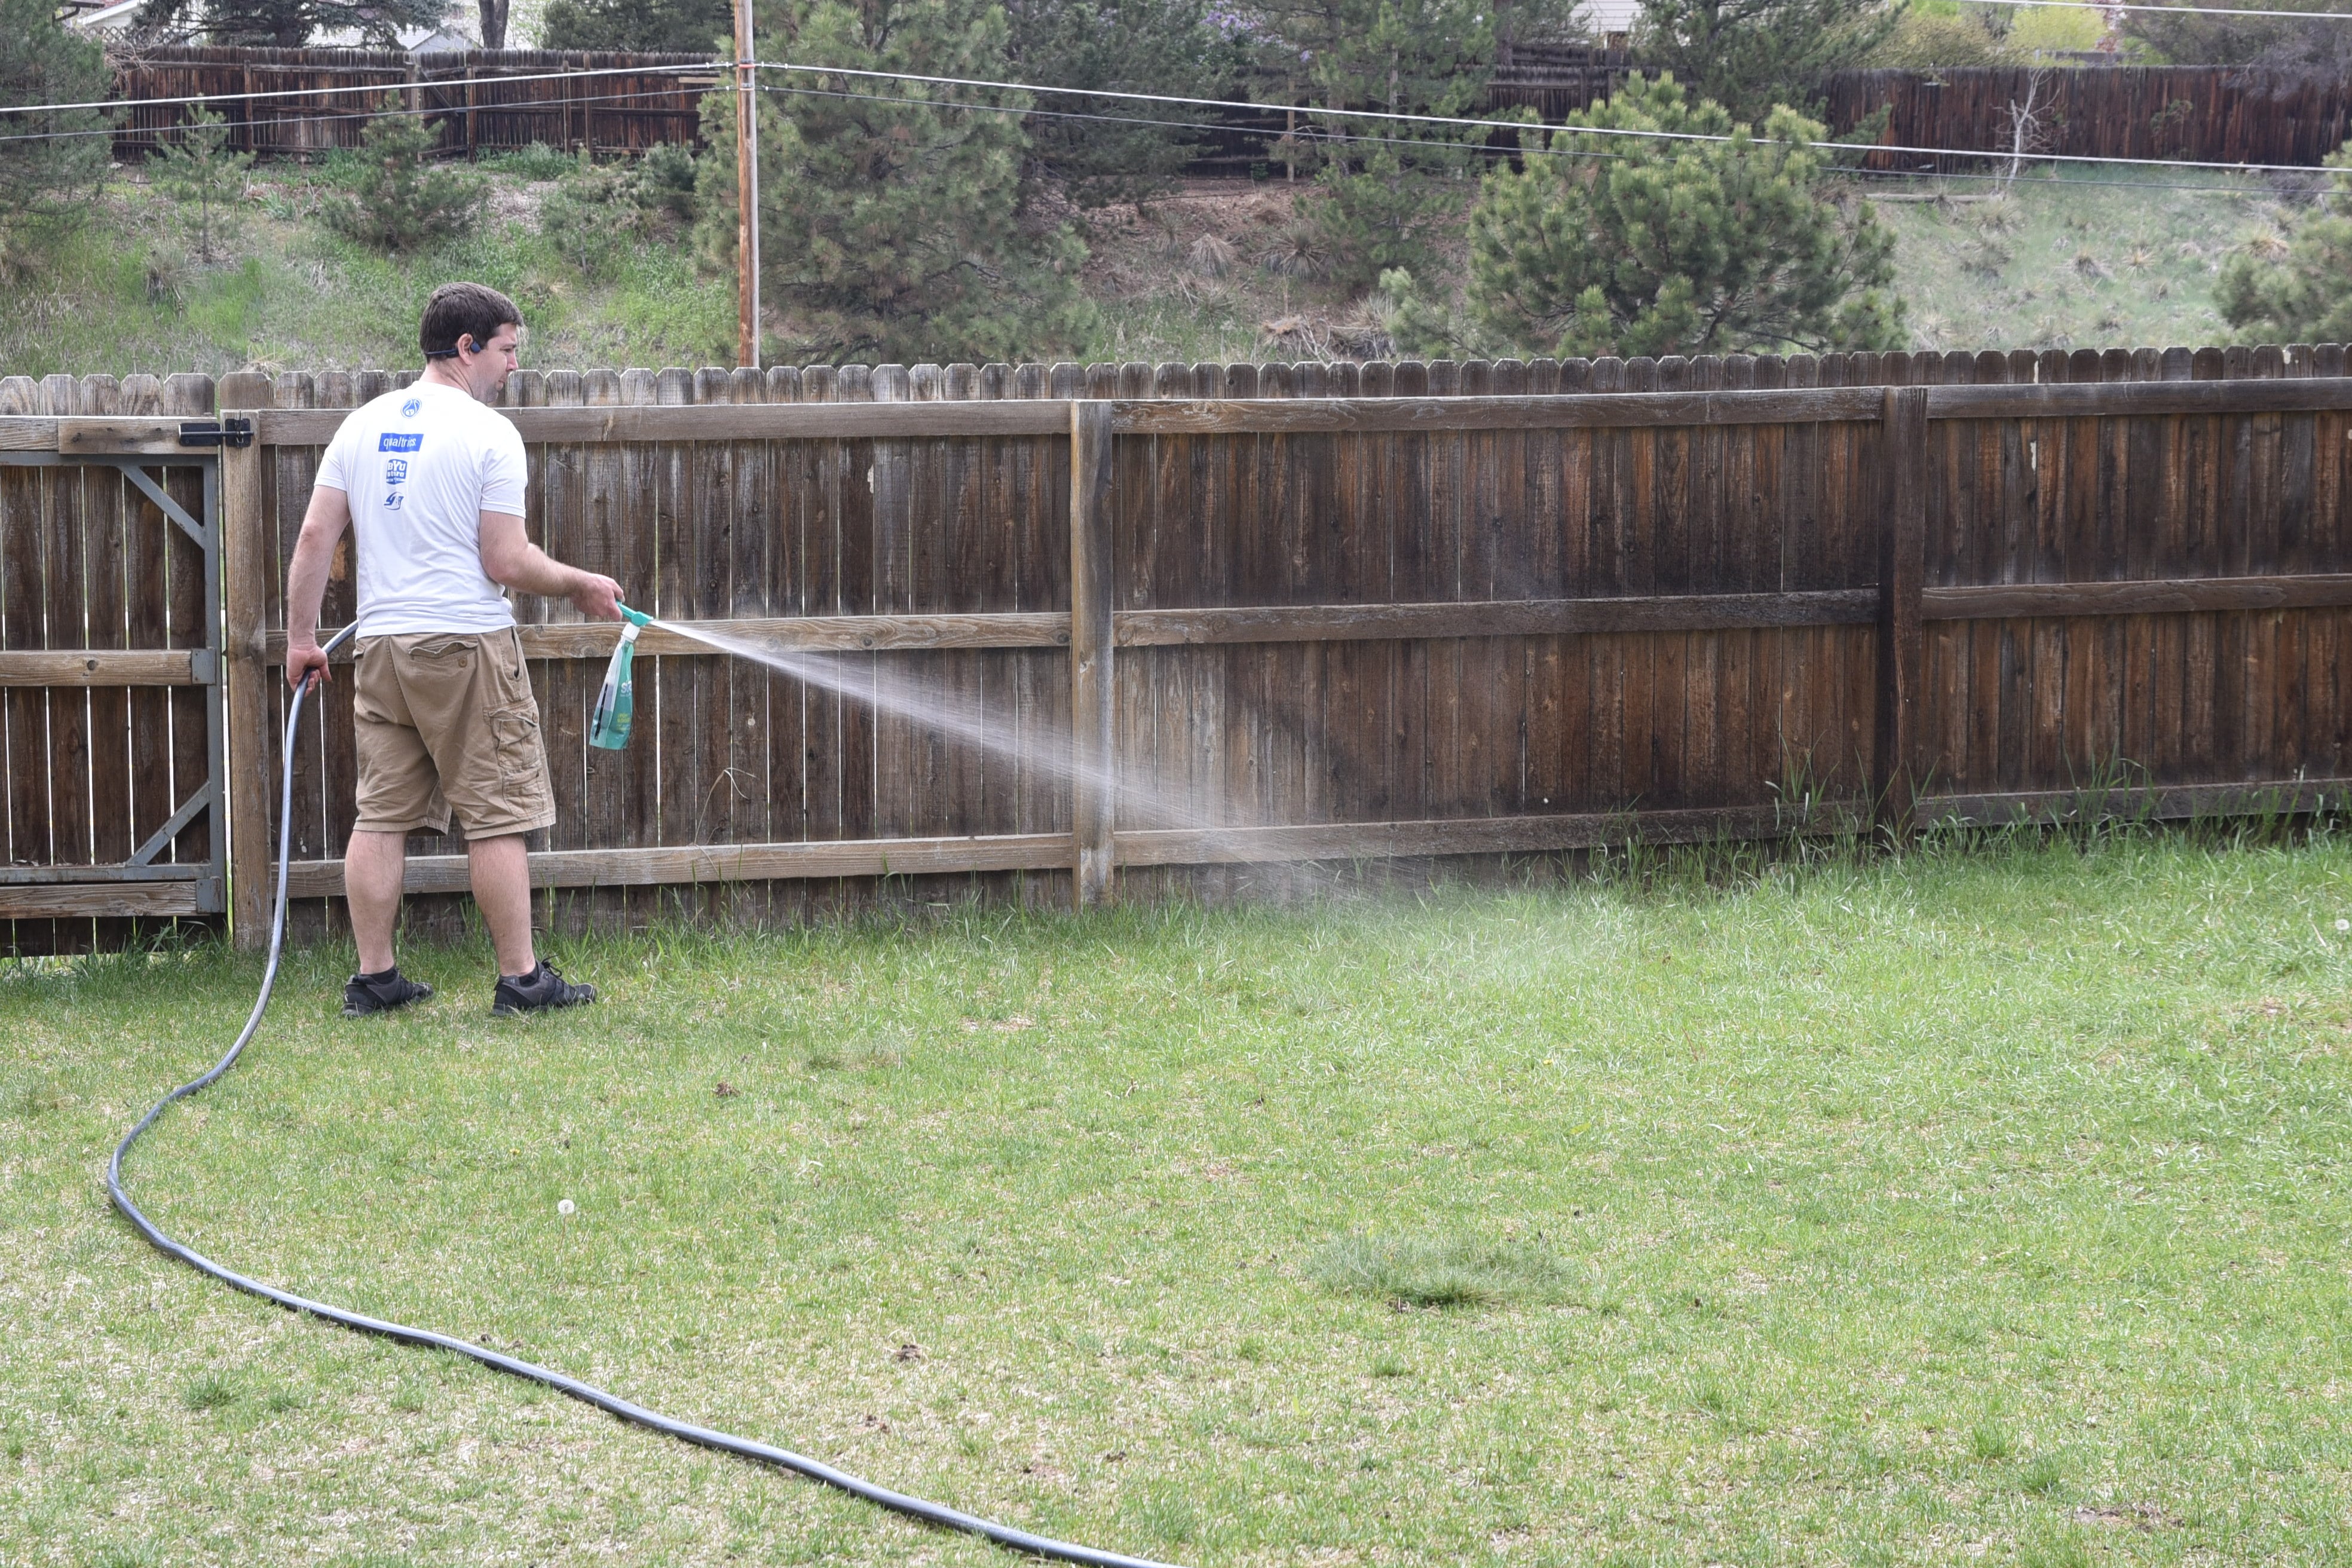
[0,378,228,956]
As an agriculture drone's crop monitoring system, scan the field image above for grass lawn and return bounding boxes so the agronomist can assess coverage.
[1,152,2314,384]
[1873,167,2283,356]
[5,834,2350,1566]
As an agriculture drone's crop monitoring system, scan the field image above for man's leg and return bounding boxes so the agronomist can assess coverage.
[468,832,536,979]
[345,829,409,975]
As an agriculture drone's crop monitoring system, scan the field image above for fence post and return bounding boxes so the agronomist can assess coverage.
[1069,398,1116,907]
[1873,385,1928,843]
[218,371,273,950]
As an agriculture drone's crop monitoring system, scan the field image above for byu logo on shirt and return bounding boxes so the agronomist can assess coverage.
[384,458,409,484]
[401,398,422,418]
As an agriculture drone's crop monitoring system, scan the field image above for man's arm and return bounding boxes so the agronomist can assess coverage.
[283,486,352,691]
[479,510,623,621]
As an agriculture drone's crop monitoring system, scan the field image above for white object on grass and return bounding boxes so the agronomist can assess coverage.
[558,1198,576,1216]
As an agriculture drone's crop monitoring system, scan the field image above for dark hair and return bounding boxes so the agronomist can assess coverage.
[419,282,522,361]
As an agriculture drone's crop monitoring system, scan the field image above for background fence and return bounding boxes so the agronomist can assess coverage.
[108,45,716,160]
[5,346,2351,954]
[1826,66,2352,172]
[99,50,2352,172]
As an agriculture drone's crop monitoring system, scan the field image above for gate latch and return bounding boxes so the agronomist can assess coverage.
[177,418,253,449]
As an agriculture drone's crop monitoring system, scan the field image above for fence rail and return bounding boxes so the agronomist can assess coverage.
[5,344,2351,954]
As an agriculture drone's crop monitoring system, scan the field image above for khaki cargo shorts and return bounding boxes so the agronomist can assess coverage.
[353,628,556,841]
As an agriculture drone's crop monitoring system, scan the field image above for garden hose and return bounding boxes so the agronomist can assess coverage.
[106,620,1183,1568]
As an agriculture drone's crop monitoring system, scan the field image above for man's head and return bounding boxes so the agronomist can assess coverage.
[419,282,522,401]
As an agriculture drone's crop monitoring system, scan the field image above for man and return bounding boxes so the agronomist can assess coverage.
[284,281,621,1018]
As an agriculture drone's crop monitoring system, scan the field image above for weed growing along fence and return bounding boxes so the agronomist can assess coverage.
[3,345,2350,955]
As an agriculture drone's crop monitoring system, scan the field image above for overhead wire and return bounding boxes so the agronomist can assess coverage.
[0,58,715,118]
[755,79,2302,194]
[0,64,2288,196]
[0,50,2338,179]
[745,56,2344,176]
[0,84,708,146]
[1969,0,2352,19]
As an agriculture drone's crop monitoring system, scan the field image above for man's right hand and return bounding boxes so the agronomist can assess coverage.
[571,572,624,622]
[286,640,332,692]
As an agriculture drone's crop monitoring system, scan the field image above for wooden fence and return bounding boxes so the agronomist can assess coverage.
[1826,66,2352,172]
[96,51,2352,173]
[108,45,717,160]
[5,346,2352,954]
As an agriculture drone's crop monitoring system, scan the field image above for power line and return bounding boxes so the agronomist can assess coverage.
[0,59,712,118]
[760,80,2293,194]
[1971,0,2352,20]
[749,57,2340,177]
[0,84,700,146]
[0,50,2335,181]
[0,67,2286,197]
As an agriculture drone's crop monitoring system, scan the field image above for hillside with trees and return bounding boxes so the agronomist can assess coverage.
[2,0,2340,371]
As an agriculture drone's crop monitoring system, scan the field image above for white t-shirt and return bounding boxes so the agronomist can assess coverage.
[316,381,528,636]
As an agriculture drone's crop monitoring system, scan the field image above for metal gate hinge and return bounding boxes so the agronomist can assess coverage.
[177,418,253,449]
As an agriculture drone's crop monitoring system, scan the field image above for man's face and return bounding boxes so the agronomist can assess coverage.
[460,323,522,401]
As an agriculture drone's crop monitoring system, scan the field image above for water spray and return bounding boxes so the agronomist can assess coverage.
[108,616,1185,1568]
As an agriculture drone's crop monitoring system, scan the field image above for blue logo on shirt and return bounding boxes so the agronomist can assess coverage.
[384,458,409,483]
[400,398,422,418]
[384,491,405,510]
[379,433,422,452]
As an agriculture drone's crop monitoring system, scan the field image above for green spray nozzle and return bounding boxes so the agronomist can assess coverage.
[617,604,651,629]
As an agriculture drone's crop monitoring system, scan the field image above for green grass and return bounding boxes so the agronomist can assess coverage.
[6,834,2352,1564]
[0,164,736,382]
[0,158,2324,382]
[1872,164,2299,354]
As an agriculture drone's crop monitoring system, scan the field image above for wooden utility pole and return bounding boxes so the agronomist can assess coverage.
[733,0,761,369]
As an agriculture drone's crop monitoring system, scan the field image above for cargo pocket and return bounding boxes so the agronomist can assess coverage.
[491,706,548,796]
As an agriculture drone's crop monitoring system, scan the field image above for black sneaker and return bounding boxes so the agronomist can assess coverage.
[491,961,597,1017]
[343,967,434,1018]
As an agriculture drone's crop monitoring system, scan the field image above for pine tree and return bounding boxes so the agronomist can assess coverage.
[0,0,112,280]
[1256,0,1497,295]
[2215,143,2352,344]
[541,0,734,53]
[324,111,487,253]
[699,0,1095,363]
[1003,0,1242,209]
[1633,0,1901,126]
[1394,75,1903,359]
[130,0,444,48]
[151,109,255,264]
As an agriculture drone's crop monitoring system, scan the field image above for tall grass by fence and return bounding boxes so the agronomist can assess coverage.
[4,345,2350,956]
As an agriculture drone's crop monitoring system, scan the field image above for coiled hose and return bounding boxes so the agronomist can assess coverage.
[106,621,1183,1568]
